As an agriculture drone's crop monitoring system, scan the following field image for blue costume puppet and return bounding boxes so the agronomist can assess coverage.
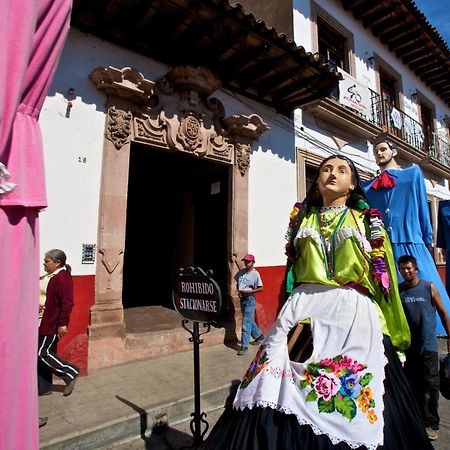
[364,135,450,335]
[437,200,450,297]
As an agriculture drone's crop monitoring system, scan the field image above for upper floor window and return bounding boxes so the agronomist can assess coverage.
[420,102,433,151]
[379,68,398,107]
[317,17,348,71]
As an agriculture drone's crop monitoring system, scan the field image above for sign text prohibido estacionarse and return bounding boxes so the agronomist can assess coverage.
[172,269,223,323]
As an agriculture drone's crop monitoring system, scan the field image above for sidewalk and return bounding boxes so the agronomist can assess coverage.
[39,339,450,449]
[39,341,253,449]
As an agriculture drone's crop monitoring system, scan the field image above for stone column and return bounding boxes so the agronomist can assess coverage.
[88,100,133,368]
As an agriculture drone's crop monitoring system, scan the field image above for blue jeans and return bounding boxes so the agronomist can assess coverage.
[240,295,262,348]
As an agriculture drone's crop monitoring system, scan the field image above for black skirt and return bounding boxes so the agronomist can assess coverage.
[201,336,432,450]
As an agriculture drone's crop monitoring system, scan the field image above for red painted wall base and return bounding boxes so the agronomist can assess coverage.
[253,265,287,333]
[58,275,95,376]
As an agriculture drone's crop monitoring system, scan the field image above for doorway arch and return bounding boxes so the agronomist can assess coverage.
[88,65,269,368]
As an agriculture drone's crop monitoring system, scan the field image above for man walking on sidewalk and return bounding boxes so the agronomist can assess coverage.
[398,254,450,442]
[235,254,264,356]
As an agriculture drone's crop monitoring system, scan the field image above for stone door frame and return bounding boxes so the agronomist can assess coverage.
[87,66,269,367]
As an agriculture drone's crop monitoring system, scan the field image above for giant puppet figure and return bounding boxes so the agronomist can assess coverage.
[364,133,450,334]
[202,155,432,450]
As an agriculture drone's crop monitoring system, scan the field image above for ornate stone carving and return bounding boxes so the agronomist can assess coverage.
[98,247,124,292]
[99,247,123,275]
[164,66,221,96]
[106,107,132,150]
[134,117,167,148]
[177,113,203,152]
[224,114,270,139]
[91,65,269,171]
[235,143,251,176]
[90,67,155,105]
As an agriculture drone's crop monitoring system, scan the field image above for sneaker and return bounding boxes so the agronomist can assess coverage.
[237,347,248,356]
[63,376,78,397]
[426,427,439,441]
[39,417,48,428]
[250,334,264,345]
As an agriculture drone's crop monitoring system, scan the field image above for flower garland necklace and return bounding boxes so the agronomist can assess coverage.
[316,203,388,293]
[355,199,390,294]
[319,205,347,227]
[316,206,350,280]
[284,199,390,295]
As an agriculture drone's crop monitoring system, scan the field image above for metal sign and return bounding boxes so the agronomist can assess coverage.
[172,267,223,323]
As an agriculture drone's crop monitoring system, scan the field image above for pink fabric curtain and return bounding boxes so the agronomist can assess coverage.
[0,1,71,448]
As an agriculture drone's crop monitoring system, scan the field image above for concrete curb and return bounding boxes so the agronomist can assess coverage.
[40,384,233,449]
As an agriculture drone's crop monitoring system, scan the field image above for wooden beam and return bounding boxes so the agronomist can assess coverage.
[352,0,379,19]
[220,44,271,81]
[386,29,422,49]
[258,66,304,95]
[373,18,405,37]
[395,39,429,58]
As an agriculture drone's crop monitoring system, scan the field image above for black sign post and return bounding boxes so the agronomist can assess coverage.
[172,267,223,447]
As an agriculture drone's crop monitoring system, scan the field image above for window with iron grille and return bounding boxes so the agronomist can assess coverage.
[317,17,347,72]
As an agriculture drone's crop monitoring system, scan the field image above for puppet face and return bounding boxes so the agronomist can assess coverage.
[317,158,355,201]
[373,142,397,166]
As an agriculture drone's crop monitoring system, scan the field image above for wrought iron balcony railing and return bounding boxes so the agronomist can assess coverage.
[329,82,449,168]
[430,132,450,167]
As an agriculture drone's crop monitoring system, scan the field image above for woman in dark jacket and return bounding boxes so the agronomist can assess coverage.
[38,249,79,396]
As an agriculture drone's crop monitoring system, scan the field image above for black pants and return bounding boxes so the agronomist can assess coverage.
[38,334,79,394]
[404,349,440,429]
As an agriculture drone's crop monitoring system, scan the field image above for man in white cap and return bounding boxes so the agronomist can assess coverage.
[235,254,264,355]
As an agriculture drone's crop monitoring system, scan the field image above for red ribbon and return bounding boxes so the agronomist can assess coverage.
[371,171,396,190]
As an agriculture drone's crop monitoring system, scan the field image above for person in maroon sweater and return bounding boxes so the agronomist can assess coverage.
[38,249,79,396]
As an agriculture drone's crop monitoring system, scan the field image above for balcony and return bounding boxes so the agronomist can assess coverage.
[370,92,449,168]
[304,76,450,178]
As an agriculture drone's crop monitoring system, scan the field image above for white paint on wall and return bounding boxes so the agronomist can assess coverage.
[293,0,313,52]
[39,29,172,275]
[39,28,298,274]
[245,106,297,267]
[248,145,297,267]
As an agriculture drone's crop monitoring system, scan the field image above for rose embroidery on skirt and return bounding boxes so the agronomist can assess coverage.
[300,355,377,423]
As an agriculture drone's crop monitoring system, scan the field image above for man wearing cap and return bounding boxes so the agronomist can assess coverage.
[234,254,264,355]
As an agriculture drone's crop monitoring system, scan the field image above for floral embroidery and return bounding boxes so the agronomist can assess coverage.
[300,355,377,423]
[240,345,270,389]
[267,366,296,383]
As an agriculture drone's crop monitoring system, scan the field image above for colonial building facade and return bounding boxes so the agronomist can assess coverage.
[38,0,449,372]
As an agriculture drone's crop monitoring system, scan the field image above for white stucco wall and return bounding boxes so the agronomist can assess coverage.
[247,107,296,267]
[40,29,172,275]
[39,28,297,274]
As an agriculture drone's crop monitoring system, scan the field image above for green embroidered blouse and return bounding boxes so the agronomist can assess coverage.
[292,207,411,351]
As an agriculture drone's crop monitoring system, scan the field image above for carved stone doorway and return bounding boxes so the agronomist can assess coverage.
[88,66,269,369]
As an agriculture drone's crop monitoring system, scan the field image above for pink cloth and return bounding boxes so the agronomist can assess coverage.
[0,207,40,448]
[0,0,71,447]
[0,0,72,208]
